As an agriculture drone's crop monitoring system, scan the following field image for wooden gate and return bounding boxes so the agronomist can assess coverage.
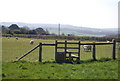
[55,40,80,62]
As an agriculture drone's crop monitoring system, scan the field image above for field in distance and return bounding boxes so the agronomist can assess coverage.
[2,37,118,62]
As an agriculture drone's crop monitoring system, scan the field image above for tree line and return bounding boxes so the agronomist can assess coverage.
[2,34,119,42]
[1,24,119,41]
[1,24,50,35]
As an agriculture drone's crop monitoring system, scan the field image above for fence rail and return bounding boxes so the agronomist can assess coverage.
[42,44,56,46]
[80,43,114,45]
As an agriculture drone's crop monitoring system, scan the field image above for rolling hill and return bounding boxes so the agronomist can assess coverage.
[0,22,118,37]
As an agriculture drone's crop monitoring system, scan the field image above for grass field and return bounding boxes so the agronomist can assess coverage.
[2,37,119,62]
[2,37,119,79]
[2,59,118,79]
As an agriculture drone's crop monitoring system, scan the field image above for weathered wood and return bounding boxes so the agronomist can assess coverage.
[64,40,67,61]
[78,41,80,60]
[55,40,58,61]
[66,56,79,58]
[112,39,116,60]
[39,43,42,62]
[57,42,79,44]
[69,52,72,62]
[57,42,113,45]
[57,52,79,54]
[18,44,40,61]
[57,47,79,49]
[92,43,97,61]
[81,43,113,45]
[42,44,55,46]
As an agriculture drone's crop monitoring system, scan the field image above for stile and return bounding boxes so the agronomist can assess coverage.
[18,39,117,63]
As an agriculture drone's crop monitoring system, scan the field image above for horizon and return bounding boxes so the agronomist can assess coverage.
[0,0,119,28]
[0,21,118,29]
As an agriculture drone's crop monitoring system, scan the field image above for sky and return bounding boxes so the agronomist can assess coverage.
[0,0,119,28]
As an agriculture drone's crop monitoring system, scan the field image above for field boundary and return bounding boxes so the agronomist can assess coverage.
[18,39,117,62]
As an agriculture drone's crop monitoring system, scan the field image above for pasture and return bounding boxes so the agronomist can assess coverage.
[2,37,119,79]
[2,37,119,62]
[2,60,118,79]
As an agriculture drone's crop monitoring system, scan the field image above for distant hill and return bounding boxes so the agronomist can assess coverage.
[0,22,118,37]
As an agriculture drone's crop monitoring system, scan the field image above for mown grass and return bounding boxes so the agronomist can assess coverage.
[2,37,119,62]
[2,58,118,79]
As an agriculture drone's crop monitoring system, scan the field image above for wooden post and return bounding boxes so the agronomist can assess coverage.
[92,43,97,61]
[39,42,42,62]
[69,52,72,62]
[64,40,67,62]
[78,41,80,61]
[112,39,116,60]
[55,40,57,61]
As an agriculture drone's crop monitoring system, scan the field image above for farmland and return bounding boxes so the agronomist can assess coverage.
[2,37,119,79]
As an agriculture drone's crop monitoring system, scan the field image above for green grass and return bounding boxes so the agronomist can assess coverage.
[2,37,119,79]
[2,59,118,79]
[2,37,119,62]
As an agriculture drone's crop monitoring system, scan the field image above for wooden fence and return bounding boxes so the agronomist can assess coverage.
[18,39,117,62]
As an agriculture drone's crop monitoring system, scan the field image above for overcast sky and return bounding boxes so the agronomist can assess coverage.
[0,0,119,28]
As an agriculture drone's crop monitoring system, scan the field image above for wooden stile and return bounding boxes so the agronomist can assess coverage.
[18,39,117,62]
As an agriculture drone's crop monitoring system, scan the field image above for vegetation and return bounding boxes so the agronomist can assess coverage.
[2,59,118,79]
[2,37,119,79]
[1,23,119,42]
[1,24,49,35]
[2,37,119,62]
[2,34,119,42]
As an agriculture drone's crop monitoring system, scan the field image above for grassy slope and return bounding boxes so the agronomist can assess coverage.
[2,59,118,79]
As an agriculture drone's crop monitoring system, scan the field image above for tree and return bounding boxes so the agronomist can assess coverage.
[1,25,9,34]
[28,30,37,35]
[20,26,30,34]
[13,30,22,34]
[8,24,20,30]
[7,30,13,35]
[35,27,46,35]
